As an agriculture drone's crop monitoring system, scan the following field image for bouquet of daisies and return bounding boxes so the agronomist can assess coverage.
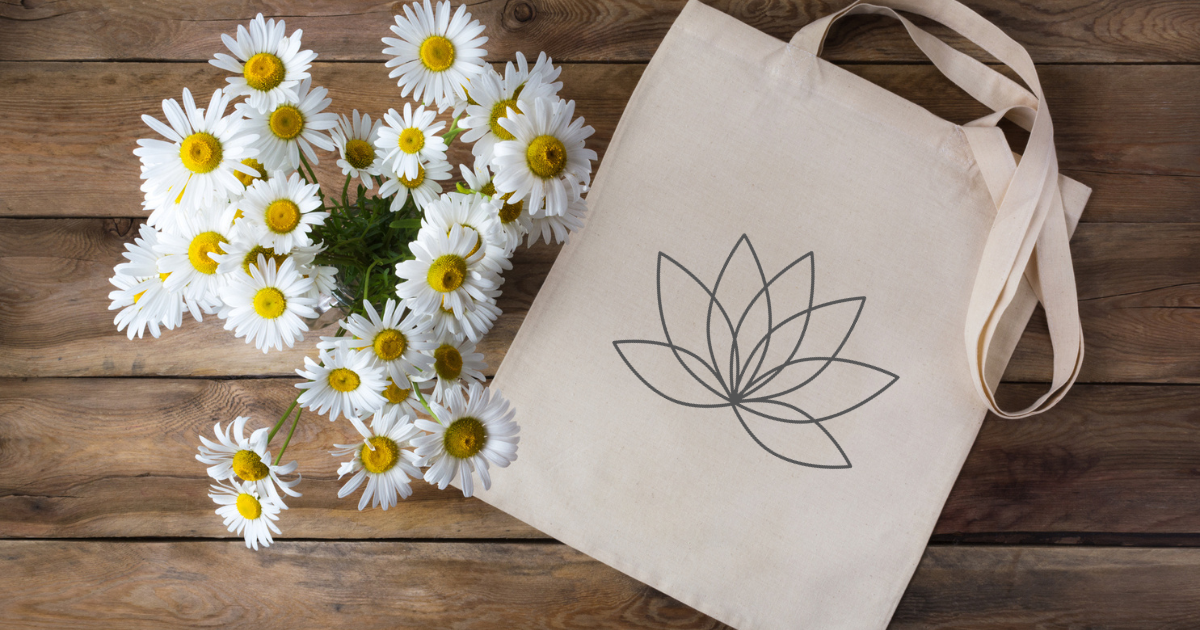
[107,1,595,550]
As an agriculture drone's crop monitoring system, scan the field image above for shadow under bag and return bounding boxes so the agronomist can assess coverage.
[478,0,1089,627]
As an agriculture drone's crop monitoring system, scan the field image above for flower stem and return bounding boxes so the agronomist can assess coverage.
[409,376,443,426]
[268,393,301,443]
[442,115,464,146]
[341,174,351,208]
[273,404,303,466]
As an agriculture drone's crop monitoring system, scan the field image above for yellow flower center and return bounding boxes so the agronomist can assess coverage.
[244,52,287,92]
[269,105,305,140]
[235,158,269,188]
[400,164,425,189]
[488,98,520,141]
[497,193,524,223]
[433,343,463,380]
[187,231,227,275]
[236,493,263,519]
[344,138,376,169]
[427,254,467,293]
[232,449,270,481]
[328,367,361,393]
[383,381,411,404]
[360,436,400,474]
[241,246,288,275]
[397,127,425,154]
[372,329,407,361]
[480,181,496,197]
[253,287,287,319]
[265,199,301,234]
[419,35,456,72]
[133,290,146,303]
[443,416,486,459]
[526,135,567,179]
[179,132,223,174]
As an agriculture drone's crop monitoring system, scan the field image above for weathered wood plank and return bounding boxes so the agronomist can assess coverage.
[2,62,1198,217]
[1,541,1199,628]
[3,219,1198,381]
[2,0,1197,63]
[3,380,1198,539]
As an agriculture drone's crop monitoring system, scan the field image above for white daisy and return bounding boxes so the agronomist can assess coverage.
[296,346,388,421]
[419,191,511,275]
[134,87,259,215]
[209,479,283,550]
[235,171,328,253]
[459,54,560,165]
[211,227,315,277]
[339,298,436,383]
[378,157,450,212]
[395,223,498,317]
[381,375,431,419]
[376,103,446,180]
[195,415,302,506]
[424,285,501,343]
[302,262,339,302]
[219,255,318,353]
[331,110,384,190]
[413,382,518,497]
[209,14,317,114]
[493,97,596,218]
[420,335,487,402]
[155,205,239,308]
[233,157,271,191]
[527,191,588,246]
[460,161,530,254]
[382,0,489,111]
[240,76,337,171]
[108,270,182,340]
[331,409,424,510]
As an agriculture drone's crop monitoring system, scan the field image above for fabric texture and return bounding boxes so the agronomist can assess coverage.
[476,1,1089,627]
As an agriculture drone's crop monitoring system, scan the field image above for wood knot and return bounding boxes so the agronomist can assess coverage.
[509,0,536,24]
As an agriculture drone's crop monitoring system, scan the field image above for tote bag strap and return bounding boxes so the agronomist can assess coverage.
[790,0,1084,419]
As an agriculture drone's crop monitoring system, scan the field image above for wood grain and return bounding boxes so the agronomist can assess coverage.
[4,219,1199,382]
[2,541,1199,628]
[2,62,1199,217]
[2,0,1198,63]
[3,379,1198,539]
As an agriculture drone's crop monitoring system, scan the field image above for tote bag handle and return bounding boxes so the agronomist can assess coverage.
[790,0,1084,419]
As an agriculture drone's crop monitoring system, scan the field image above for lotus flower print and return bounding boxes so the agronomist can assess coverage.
[613,236,898,469]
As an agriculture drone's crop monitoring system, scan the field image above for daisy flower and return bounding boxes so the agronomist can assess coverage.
[155,205,239,308]
[425,286,502,343]
[381,375,431,419]
[376,103,446,180]
[339,298,436,383]
[235,171,328,253]
[493,98,596,218]
[296,346,388,421]
[233,157,271,190]
[134,87,259,215]
[331,110,383,189]
[108,270,183,340]
[378,157,450,212]
[211,226,310,277]
[209,14,317,114]
[382,0,489,111]
[413,382,519,497]
[459,54,560,165]
[331,409,424,510]
[421,335,487,402]
[420,191,511,275]
[219,255,318,353]
[460,161,530,254]
[209,479,283,550]
[195,415,302,506]
[240,76,337,171]
[395,223,498,318]
[528,191,588,246]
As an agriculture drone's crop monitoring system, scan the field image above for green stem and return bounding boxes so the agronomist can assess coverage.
[360,261,377,306]
[273,404,303,466]
[341,173,351,208]
[409,377,442,425]
[442,115,464,146]
[267,393,301,443]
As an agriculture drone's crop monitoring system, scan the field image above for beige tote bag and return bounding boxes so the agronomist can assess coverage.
[480,0,1090,627]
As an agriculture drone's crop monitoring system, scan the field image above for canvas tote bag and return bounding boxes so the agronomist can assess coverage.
[478,0,1090,627]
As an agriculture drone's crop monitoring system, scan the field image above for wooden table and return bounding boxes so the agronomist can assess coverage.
[2,1,1198,627]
